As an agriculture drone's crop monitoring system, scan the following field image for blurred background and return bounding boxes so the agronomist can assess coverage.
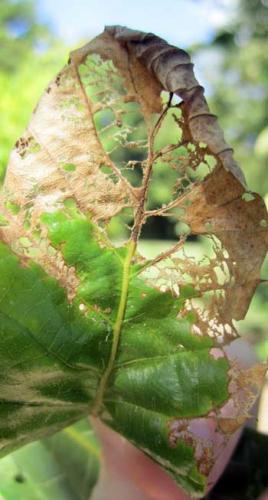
[0,1,267,497]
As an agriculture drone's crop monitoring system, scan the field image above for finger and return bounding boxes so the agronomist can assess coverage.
[91,417,190,500]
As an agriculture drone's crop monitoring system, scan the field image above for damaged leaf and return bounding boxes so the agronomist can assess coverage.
[0,26,268,497]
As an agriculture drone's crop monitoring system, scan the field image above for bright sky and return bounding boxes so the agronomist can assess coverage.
[37,0,236,48]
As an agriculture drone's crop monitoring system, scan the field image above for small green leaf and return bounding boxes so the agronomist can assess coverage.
[0,420,100,500]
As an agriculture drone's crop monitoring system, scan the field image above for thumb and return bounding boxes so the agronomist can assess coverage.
[90,417,190,500]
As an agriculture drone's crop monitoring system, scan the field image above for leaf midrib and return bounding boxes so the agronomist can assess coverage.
[91,239,137,415]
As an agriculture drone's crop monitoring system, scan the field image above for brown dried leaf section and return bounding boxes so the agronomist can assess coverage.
[167,357,267,480]
[176,166,268,320]
[105,26,244,184]
[2,26,267,320]
[92,26,268,322]
[70,29,163,119]
[0,37,138,291]
[3,64,132,221]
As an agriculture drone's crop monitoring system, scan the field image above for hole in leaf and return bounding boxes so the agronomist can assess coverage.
[100,165,113,176]
[62,163,76,172]
[99,164,118,184]
[260,219,268,228]
[175,222,191,236]
[161,90,182,106]
[0,214,9,226]
[242,192,255,202]
[205,221,213,232]
[19,237,32,248]
[5,201,21,214]
[194,161,211,181]
[204,154,217,170]
[14,473,25,484]
[107,207,134,242]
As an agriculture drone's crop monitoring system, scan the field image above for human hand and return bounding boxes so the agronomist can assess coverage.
[91,339,259,500]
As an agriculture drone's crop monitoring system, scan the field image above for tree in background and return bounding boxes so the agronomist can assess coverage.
[0,0,65,180]
[201,0,268,197]
[197,0,268,357]
[0,0,50,73]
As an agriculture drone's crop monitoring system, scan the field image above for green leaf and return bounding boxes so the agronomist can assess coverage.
[0,210,229,496]
[0,419,100,500]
